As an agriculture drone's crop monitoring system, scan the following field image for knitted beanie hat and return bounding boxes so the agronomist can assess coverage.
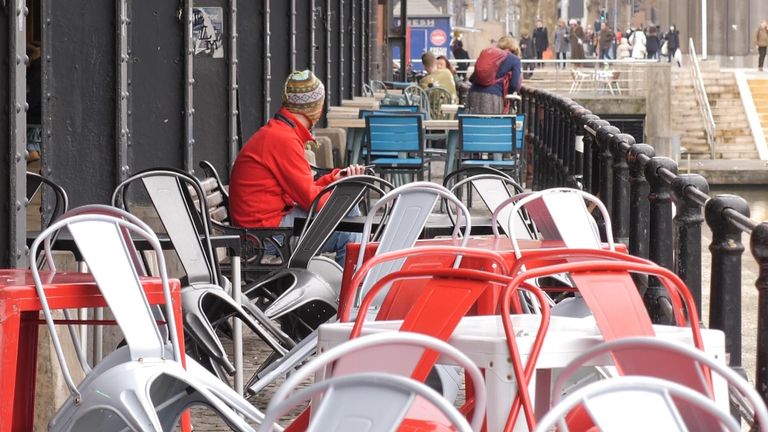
[282,70,325,123]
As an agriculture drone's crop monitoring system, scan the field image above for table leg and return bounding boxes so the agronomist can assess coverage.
[1,306,21,431]
[444,129,459,179]
[232,255,243,395]
[13,312,40,432]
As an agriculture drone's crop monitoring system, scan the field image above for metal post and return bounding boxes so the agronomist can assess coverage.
[611,133,634,245]
[326,0,332,104]
[701,0,707,59]
[264,0,272,124]
[290,0,296,71]
[339,0,344,100]
[671,174,708,315]
[184,0,195,172]
[751,222,768,403]
[706,194,749,369]
[643,156,677,324]
[310,0,316,70]
[627,144,654,259]
[116,0,130,181]
[10,0,28,268]
[351,0,357,96]
[228,0,239,168]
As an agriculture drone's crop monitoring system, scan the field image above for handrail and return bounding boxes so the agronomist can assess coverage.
[689,38,717,159]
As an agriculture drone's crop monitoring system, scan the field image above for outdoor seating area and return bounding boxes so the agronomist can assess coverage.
[11,80,767,430]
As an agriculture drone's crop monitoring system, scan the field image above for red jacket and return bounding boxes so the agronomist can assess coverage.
[229,108,339,228]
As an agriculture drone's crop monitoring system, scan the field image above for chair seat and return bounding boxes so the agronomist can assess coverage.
[462,159,517,167]
[372,157,425,166]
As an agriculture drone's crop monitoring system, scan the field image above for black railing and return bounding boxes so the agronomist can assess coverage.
[520,86,768,404]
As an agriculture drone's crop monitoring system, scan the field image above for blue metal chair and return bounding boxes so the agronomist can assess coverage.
[365,114,427,184]
[458,114,521,182]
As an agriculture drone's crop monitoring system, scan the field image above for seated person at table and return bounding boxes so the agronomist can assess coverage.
[419,52,458,103]
[229,70,366,265]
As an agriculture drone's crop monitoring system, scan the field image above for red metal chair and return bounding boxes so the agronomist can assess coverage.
[345,246,552,432]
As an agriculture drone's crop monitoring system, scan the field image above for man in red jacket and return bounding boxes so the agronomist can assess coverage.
[230,70,365,265]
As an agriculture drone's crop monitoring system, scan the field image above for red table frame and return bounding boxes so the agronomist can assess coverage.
[0,270,186,432]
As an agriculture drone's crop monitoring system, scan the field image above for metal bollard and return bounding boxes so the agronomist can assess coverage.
[750,222,768,403]
[585,119,609,196]
[627,144,655,260]
[596,125,620,218]
[643,156,677,324]
[671,174,708,315]
[611,133,635,245]
[706,194,749,369]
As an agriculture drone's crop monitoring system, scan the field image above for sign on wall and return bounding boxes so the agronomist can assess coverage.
[193,7,224,58]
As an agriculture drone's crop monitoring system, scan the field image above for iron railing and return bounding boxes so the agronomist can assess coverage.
[520,85,768,410]
[689,38,717,159]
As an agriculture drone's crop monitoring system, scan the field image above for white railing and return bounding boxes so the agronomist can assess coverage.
[688,38,717,159]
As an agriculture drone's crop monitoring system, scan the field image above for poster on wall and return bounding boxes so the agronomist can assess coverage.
[192,7,224,58]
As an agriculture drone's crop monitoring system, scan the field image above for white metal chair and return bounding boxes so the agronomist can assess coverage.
[30,208,269,432]
[260,332,485,432]
[536,376,740,432]
[543,336,768,432]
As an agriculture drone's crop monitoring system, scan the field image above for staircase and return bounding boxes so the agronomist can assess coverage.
[748,78,768,144]
[672,61,758,159]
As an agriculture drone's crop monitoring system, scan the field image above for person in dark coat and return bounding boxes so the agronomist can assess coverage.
[569,19,585,64]
[451,39,470,79]
[520,29,536,78]
[665,25,680,63]
[533,19,549,66]
[645,25,660,60]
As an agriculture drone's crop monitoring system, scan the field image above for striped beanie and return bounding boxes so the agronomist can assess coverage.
[282,70,326,123]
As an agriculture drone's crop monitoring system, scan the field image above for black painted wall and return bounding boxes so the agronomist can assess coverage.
[0,1,371,266]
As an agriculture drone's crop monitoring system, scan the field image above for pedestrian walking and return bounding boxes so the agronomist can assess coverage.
[569,19,585,65]
[646,26,660,60]
[756,20,768,71]
[629,27,647,59]
[520,29,536,78]
[554,19,569,69]
[597,22,615,60]
[533,19,549,66]
[665,25,680,64]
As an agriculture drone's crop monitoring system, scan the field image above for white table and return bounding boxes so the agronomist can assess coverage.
[317,315,726,431]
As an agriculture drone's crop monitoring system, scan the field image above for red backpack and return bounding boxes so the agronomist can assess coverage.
[471,47,508,86]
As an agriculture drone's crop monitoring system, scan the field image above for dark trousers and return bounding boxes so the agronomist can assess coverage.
[599,48,611,60]
[759,47,767,69]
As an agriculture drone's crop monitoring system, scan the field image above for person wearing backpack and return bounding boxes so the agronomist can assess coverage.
[466,36,522,114]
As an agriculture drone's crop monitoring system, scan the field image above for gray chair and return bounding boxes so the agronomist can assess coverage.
[353,182,472,312]
[541,336,768,432]
[30,208,269,432]
[113,168,293,380]
[249,175,393,323]
[260,332,485,432]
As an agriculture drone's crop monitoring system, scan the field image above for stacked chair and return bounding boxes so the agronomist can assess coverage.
[30,206,266,431]
[112,168,294,380]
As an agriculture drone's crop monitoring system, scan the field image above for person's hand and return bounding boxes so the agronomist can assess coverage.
[334,164,366,181]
